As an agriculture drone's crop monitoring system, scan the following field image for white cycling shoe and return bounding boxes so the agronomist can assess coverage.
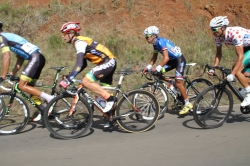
[241,93,250,107]
[102,101,114,113]
[33,113,42,122]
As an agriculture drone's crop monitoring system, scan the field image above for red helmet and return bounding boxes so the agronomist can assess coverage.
[60,22,81,33]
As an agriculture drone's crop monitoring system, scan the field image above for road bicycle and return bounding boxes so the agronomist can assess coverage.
[43,66,160,139]
[193,64,250,129]
[141,63,213,118]
[0,66,70,135]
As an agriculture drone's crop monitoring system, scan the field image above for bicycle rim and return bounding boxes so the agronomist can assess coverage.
[115,89,159,133]
[43,94,93,139]
[186,78,213,102]
[193,86,233,129]
[0,93,30,135]
[140,82,168,119]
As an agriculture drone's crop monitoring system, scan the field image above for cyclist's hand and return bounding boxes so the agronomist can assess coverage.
[226,74,235,82]
[0,76,4,84]
[59,78,71,88]
[142,68,149,74]
[207,69,215,76]
[142,64,152,74]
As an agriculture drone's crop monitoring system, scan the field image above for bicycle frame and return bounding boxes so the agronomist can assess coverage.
[5,82,43,115]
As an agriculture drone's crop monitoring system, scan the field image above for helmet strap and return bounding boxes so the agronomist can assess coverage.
[68,33,76,43]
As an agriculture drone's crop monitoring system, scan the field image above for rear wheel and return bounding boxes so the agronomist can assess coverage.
[115,89,160,133]
[193,85,233,129]
[43,93,93,139]
[0,93,30,135]
[139,82,168,119]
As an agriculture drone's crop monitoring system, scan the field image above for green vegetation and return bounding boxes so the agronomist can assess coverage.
[0,1,237,88]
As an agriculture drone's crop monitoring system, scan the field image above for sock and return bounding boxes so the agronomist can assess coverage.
[245,86,250,93]
[184,99,190,105]
[40,92,54,103]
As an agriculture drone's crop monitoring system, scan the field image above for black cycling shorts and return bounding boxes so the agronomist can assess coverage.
[86,58,117,85]
[20,52,45,83]
[163,55,186,80]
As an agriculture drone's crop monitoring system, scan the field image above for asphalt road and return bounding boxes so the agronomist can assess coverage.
[0,105,250,166]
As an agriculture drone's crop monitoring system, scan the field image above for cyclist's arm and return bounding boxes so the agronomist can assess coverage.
[213,45,222,67]
[1,50,11,79]
[149,52,158,66]
[68,53,87,80]
[159,49,169,67]
[10,55,24,76]
[232,44,244,75]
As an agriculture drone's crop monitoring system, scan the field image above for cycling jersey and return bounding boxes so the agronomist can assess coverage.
[73,36,115,64]
[215,26,250,47]
[0,32,40,60]
[153,37,182,60]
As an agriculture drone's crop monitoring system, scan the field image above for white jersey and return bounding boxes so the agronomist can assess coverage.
[215,26,250,47]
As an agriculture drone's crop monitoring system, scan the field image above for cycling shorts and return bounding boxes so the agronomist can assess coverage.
[163,55,186,80]
[242,47,250,73]
[20,52,45,84]
[86,58,116,85]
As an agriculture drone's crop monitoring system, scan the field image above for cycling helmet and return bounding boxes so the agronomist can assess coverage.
[60,22,81,33]
[144,26,159,36]
[0,21,2,29]
[210,16,229,28]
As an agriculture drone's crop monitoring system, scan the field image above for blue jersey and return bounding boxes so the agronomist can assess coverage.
[153,37,182,60]
[0,32,40,60]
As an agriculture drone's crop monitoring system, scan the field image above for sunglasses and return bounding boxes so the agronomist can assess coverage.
[211,27,220,32]
[145,34,152,39]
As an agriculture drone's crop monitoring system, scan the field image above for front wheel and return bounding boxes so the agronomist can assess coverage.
[115,89,160,133]
[0,93,30,135]
[43,93,93,139]
[193,85,233,129]
[186,78,213,102]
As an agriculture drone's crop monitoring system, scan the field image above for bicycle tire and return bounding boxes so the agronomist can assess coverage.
[0,93,30,134]
[193,85,233,129]
[0,98,6,121]
[43,93,93,139]
[139,82,168,119]
[115,89,160,133]
[186,78,213,102]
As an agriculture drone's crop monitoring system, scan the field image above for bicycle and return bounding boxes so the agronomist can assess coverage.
[43,66,160,139]
[193,64,250,129]
[141,63,213,118]
[0,66,72,135]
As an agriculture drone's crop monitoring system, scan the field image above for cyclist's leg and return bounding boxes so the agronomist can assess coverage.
[18,52,54,102]
[173,55,193,114]
[82,58,117,113]
[238,47,250,106]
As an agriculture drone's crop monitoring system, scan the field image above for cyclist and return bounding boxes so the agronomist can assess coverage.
[142,26,193,115]
[0,20,54,121]
[59,22,117,127]
[208,16,250,106]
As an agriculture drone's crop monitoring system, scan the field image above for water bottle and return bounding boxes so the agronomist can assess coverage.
[31,96,42,105]
[238,88,246,98]
[96,96,106,108]
[168,80,177,94]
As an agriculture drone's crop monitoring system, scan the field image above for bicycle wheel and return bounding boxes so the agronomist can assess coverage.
[193,85,233,129]
[43,93,93,139]
[0,98,6,121]
[186,78,213,102]
[0,93,30,134]
[139,82,168,119]
[115,89,160,133]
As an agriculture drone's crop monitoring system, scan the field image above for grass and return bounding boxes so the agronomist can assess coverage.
[0,1,242,116]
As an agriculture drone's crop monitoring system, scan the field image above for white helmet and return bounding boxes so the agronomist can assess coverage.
[210,16,229,28]
[144,26,159,36]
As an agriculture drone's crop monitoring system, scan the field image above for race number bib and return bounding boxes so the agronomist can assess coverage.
[21,42,39,55]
